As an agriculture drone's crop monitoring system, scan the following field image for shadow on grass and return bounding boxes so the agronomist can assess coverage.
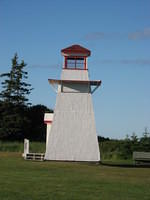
[100,161,150,168]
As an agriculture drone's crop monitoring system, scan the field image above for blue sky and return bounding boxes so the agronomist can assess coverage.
[0,0,150,139]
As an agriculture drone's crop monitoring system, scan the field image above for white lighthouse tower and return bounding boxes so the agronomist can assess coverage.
[45,44,101,162]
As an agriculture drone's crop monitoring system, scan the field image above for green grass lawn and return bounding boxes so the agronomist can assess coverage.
[0,152,150,200]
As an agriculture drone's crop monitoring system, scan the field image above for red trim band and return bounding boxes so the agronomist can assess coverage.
[44,120,53,124]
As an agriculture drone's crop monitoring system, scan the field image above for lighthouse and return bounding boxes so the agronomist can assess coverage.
[45,44,101,162]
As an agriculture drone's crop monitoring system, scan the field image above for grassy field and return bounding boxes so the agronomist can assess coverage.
[0,141,46,153]
[0,152,150,200]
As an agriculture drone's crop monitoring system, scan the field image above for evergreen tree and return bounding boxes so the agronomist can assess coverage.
[0,53,32,105]
[0,54,32,140]
[131,132,138,143]
[140,127,150,151]
[142,127,149,138]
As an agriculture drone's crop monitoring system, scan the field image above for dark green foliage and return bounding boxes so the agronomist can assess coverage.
[100,130,150,160]
[0,54,53,141]
[0,101,32,140]
[139,128,150,152]
[25,104,53,141]
[98,135,110,142]
[0,102,52,141]
[0,53,32,105]
[0,54,32,140]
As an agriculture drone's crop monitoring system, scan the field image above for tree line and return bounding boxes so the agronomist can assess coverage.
[99,129,150,160]
[0,54,52,141]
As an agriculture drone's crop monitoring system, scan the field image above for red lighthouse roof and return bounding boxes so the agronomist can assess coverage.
[61,44,91,57]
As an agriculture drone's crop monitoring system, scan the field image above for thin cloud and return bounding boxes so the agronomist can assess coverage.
[128,28,150,40]
[85,32,105,40]
[84,27,150,41]
[29,64,61,69]
[98,59,150,66]
[84,32,124,40]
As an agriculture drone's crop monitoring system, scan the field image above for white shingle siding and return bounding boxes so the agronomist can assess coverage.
[45,69,100,161]
[61,69,89,80]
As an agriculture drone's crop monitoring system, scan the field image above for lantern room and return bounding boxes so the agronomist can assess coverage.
[61,44,91,70]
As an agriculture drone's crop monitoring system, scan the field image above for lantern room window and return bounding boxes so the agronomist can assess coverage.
[65,57,86,70]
